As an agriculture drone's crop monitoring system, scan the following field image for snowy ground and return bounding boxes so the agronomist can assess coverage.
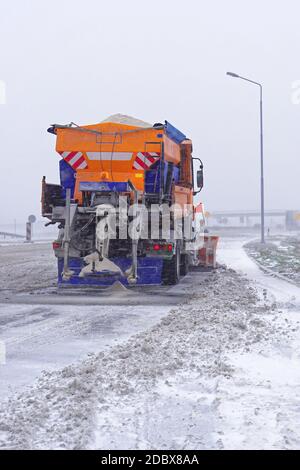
[0,236,300,449]
[245,234,300,286]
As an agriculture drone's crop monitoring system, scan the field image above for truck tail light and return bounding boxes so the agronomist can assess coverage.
[53,241,62,250]
[147,243,174,253]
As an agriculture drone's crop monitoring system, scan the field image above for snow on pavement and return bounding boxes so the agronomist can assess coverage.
[0,237,300,449]
[0,303,173,399]
[219,237,300,304]
[0,242,57,295]
[217,238,300,449]
[0,243,181,398]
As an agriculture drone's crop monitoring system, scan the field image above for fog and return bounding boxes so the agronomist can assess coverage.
[0,0,299,225]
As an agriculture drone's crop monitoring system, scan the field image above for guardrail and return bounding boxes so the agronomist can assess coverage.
[0,231,25,239]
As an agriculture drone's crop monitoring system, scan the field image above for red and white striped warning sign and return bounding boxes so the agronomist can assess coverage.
[133,152,160,170]
[59,151,88,170]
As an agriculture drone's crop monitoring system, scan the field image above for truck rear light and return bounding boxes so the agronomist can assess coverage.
[148,243,174,253]
[52,241,62,250]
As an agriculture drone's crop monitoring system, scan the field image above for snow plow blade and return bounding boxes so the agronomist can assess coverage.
[197,235,219,269]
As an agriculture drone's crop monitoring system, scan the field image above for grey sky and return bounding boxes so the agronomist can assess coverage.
[0,0,299,224]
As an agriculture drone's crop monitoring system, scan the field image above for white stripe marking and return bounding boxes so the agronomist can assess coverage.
[76,161,88,170]
[69,153,82,166]
[136,152,156,168]
[133,161,144,170]
[87,152,133,161]
[137,153,147,163]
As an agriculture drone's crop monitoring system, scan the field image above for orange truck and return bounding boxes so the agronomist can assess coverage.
[42,114,206,286]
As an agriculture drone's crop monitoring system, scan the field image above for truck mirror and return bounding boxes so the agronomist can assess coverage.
[197,169,203,189]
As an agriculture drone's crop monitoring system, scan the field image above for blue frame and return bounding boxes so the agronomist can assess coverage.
[58,257,163,286]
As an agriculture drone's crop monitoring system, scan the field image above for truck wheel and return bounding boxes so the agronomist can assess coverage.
[180,254,189,276]
[162,243,180,285]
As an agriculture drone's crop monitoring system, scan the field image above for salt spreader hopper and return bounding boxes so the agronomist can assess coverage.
[42,114,209,286]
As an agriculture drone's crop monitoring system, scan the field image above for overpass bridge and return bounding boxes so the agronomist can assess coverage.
[211,210,286,218]
[209,210,300,229]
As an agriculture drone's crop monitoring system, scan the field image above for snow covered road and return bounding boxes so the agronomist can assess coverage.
[0,237,300,449]
[216,238,300,449]
[0,243,188,398]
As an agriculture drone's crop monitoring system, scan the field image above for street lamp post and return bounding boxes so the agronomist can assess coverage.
[227,72,265,244]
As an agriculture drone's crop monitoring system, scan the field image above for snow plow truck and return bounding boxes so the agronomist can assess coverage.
[42,114,214,287]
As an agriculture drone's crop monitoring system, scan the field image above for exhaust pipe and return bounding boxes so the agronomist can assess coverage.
[62,188,73,280]
[126,181,139,284]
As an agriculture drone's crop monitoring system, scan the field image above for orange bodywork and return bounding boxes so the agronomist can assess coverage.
[55,120,192,207]
[174,186,193,207]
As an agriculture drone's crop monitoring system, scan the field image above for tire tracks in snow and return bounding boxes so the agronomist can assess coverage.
[0,266,287,449]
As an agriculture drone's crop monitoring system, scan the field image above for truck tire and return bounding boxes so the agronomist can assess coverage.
[162,243,180,285]
[180,253,189,276]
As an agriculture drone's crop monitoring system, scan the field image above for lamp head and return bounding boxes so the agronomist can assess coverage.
[226,72,240,78]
